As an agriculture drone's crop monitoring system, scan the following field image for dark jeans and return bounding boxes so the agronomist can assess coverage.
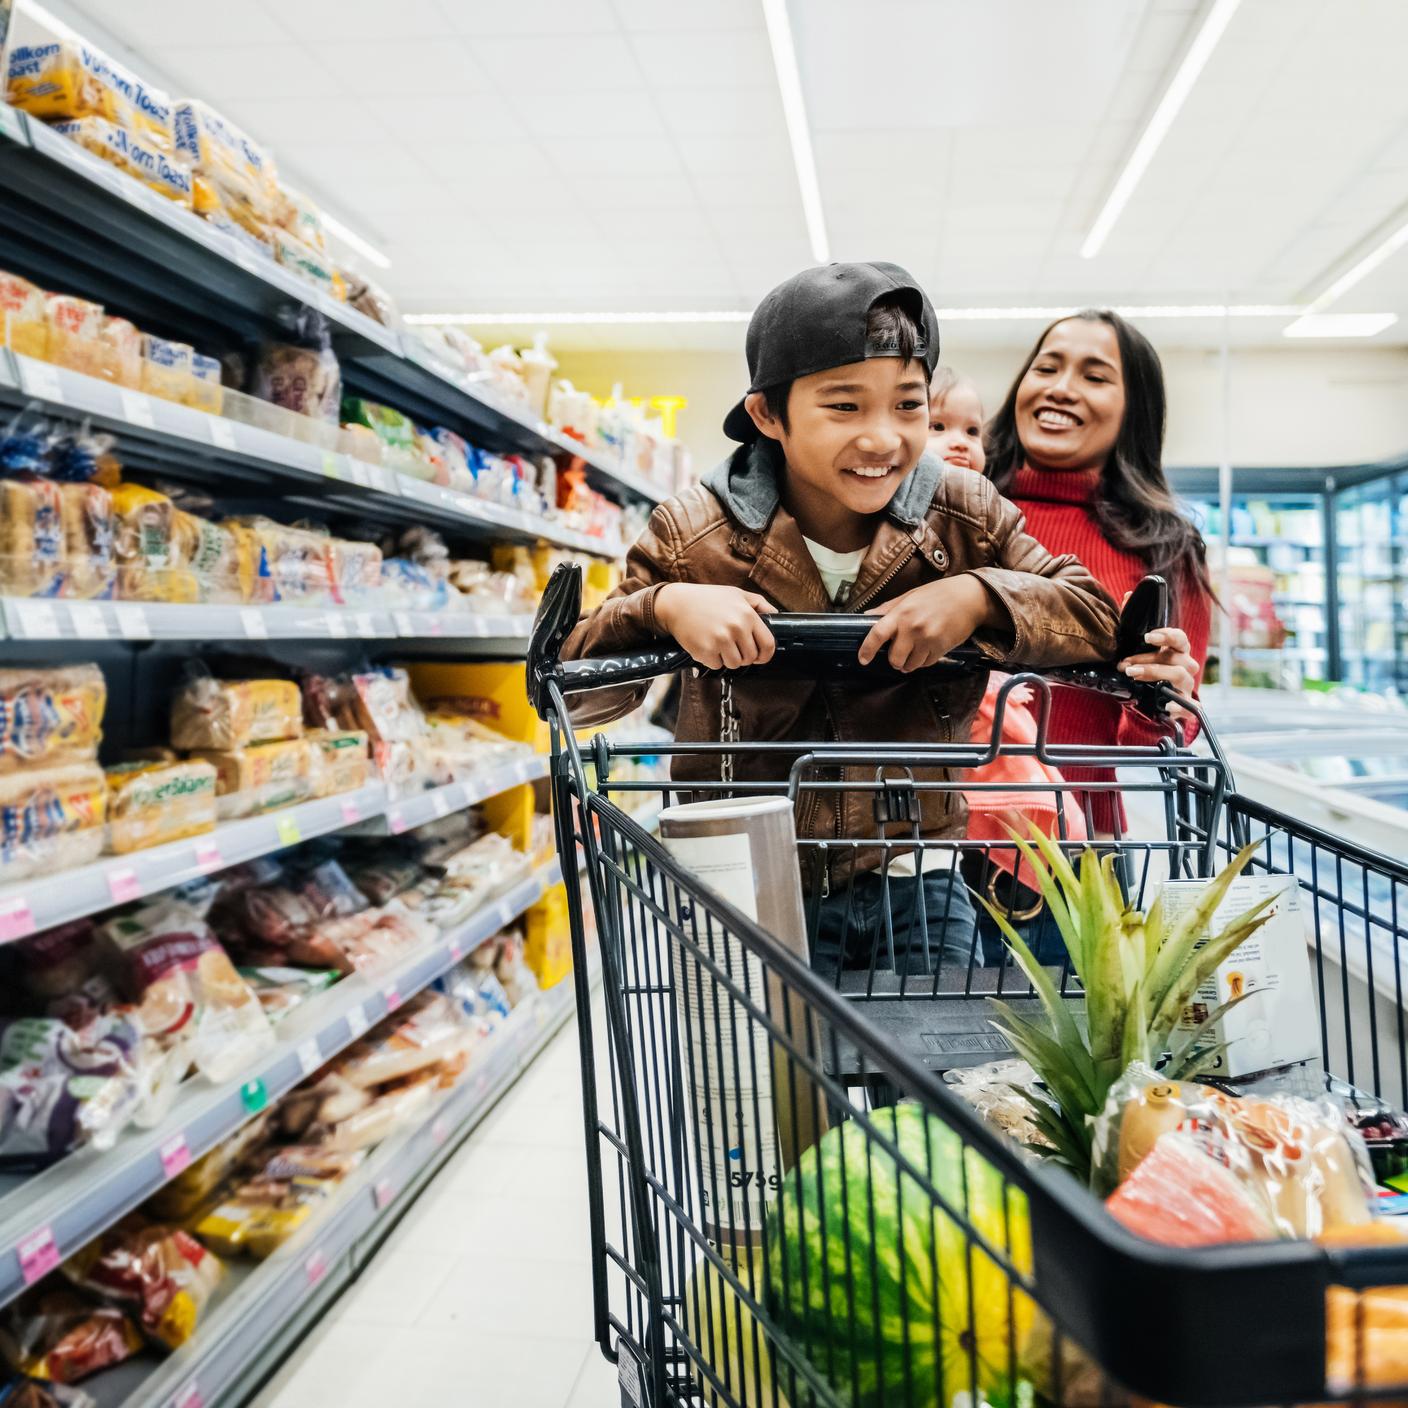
[809,867,982,979]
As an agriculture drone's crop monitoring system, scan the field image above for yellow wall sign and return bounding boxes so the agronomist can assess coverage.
[591,393,689,438]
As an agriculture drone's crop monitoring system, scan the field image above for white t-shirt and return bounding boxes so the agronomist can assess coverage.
[802,535,865,605]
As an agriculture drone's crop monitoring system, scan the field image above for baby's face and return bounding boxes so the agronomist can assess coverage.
[928,383,986,474]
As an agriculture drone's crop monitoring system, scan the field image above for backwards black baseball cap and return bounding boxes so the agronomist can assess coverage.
[722,261,941,443]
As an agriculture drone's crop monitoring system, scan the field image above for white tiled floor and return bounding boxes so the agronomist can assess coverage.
[252,1010,621,1408]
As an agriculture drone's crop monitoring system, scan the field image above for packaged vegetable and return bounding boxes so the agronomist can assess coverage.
[0,762,106,880]
[42,297,102,378]
[138,335,193,405]
[308,729,369,798]
[0,1290,141,1384]
[57,483,114,601]
[0,663,104,769]
[105,759,217,853]
[148,1112,270,1222]
[0,273,49,360]
[0,474,64,598]
[98,901,274,1084]
[187,353,223,416]
[171,676,302,751]
[47,118,190,205]
[62,1217,223,1351]
[191,737,315,819]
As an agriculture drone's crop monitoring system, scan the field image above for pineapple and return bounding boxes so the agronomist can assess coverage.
[981,827,1277,1186]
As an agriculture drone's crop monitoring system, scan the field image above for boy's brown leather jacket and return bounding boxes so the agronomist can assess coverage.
[562,440,1119,863]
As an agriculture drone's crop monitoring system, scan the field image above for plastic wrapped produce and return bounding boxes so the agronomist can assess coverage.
[171,676,302,751]
[0,763,106,881]
[62,1217,224,1350]
[105,760,217,853]
[0,474,64,598]
[0,1291,142,1384]
[0,272,48,360]
[98,900,274,1084]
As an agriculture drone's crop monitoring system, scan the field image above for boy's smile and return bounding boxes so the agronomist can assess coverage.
[745,356,929,551]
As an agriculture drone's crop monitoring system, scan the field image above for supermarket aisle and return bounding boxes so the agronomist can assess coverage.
[253,1007,619,1408]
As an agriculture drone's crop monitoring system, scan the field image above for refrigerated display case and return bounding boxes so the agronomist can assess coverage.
[1174,458,1408,692]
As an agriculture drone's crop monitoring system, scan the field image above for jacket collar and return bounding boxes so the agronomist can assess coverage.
[704,437,943,535]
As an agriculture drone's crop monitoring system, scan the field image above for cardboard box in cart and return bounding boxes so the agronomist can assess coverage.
[1163,872,1319,1079]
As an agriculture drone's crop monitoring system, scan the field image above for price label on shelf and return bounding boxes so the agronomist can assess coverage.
[119,390,156,428]
[239,608,268,640]
[160,1134,191,1179]
[194,839,222,874]
[448,937,464,962]
[494,898,515,928]
[354,612,377,639]
[393,611,415,637]
[346,460,369,488]
[17,1227,59,1286]
[340,798,361,826]
[231,242,263,276]
[384,984,400,1012]
[305,1249,329,1287]
[0,897,36,942]
[276,816,302,848]
[321,451,342,481]
[373,1180,395,1210]
[67,602,108,639]
[297,1039,322,1077]
[388,810,407,835]
[171,1381,203,1408]
[240,1079,268,1114]
[431,1117,450,1146]
[346,1003,368,1039]
[115,604,151,640]
[431,792,450,820]
[12,600,60,639]
[19,359,63,404]
[424,616,444,638]
[107,868,142,904]
[325,613,349,638]
[207,416,239,452]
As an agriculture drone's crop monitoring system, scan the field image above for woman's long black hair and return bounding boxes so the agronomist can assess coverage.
[985,308,1211,598]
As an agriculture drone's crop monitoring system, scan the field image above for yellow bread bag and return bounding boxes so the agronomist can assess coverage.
[173,100,277,220]
[48,117,192,205]
[110,482,195,602]
[188,352,224,416]
[105,759,217,853]
[0,760,106,879]
[172,677,302,751]
[173,511,242,604]
[59,481,116,601]
[0,665,105,770]
[309,729,370,797]
[139,334,194,404]
[189,738,315,819]
[44,293,104,377]
[0,473,64,598]
[100,316,141,389]
[0,271,49,360]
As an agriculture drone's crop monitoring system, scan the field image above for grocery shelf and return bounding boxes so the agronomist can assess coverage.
[0,755,547,941]
[0,351,625,559]
[0,105,665,508]
[0,595,532,646]
[0,856,565,1317]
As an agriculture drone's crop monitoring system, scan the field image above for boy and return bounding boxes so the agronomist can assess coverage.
[563,262,1118,976]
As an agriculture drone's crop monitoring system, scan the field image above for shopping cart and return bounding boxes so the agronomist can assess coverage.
[531,563,1408,1408]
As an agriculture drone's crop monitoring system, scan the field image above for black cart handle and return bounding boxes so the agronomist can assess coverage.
[527,564,1172,719]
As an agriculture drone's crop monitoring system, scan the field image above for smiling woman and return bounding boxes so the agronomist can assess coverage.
[985,309,1213,836]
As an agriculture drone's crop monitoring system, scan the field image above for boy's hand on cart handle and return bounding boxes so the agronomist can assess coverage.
[656,583,777,671]
[858,576,999,672]
[1118,625,1199,711]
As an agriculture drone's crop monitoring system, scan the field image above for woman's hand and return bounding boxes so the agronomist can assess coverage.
[858,576,1002,672]
[1119,625,1199,703]
[655,583,776,670]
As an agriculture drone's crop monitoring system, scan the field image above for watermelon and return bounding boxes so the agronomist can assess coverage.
[766,1103,1035,1408]
[685,1245,792,1408]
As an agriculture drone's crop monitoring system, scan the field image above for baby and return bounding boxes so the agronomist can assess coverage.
[927,366,986,473]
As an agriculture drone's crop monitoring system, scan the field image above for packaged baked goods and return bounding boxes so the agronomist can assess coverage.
[171,676,302,751]
[58,483,114,601]
[62,1217,224,1351]
[148,1113,271,1222]
[99,899,274,1084]
[0,762,106,880]
[0,474,64,598]
[0,1290,142,1384]
[223,517,332,604]
[172,100,277,220]
[138,335,193,405]
[341,397,416,455]
[12,921,100,1003]
[187,353,223,416]
[252,335,340,423]
[97,317,140,390]
[191,737,315,819]
[105,759,217,853]
[237,966,337,1026]
[0,665,105,769]
[47,119,191,205]
[172,511,242,603]
[272,228,335,294]
[109,482,196,602]
[41,296,102,379]
[327,537,382,604]
[308,728,370,798]
[0,272,49,361]
[278,187,326,254]
[0,1370,97,1407]
[316,1074,437,1153]
[338,993,474,1090]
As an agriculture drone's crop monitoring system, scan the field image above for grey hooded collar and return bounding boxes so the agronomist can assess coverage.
[704,437,944,534]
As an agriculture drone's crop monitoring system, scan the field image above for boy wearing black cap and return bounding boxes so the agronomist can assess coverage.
[564,262,1118,976]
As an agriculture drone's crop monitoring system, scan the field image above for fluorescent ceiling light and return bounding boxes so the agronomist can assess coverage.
[1282,313,1398,339]
[319,210,392,270]
[1081,0,1241,259]
[761,0,829,264]
[407,304,1303,327]
[1305,214,1408,313]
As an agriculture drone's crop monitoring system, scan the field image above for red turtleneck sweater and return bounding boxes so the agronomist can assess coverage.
[1006,465,1211,833]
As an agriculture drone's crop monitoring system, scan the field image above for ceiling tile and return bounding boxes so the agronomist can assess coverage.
[520,89,665,139]
[152,43,344,102]
[276,0,456,40]
[629,30,775,87]
[317,38,491,94]
[612,0,763,30]
[652,85,783,139]
[471,34,643,90]
[373,94,529,147]
[443,0,621,35]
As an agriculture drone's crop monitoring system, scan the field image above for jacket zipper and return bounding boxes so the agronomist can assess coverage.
[847,537,918,614]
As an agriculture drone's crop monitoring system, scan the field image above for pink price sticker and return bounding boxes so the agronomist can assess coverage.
[305,1249,329,1287]
[0,897,35,943]
[160,1134,191,1179]
[374,1180,395,1210]
[194,840,222,874]
[107,867,142,904]
[340,798,361,825]
[17,1226,59,1286]
[384,984,401,1012]
[431,1117,450,1146]
[388,810,407,835]
[172,1382,203,1408]
[449,938,464,962]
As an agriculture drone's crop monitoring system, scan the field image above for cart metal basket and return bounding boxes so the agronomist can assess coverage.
[532,564,1408,1408]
